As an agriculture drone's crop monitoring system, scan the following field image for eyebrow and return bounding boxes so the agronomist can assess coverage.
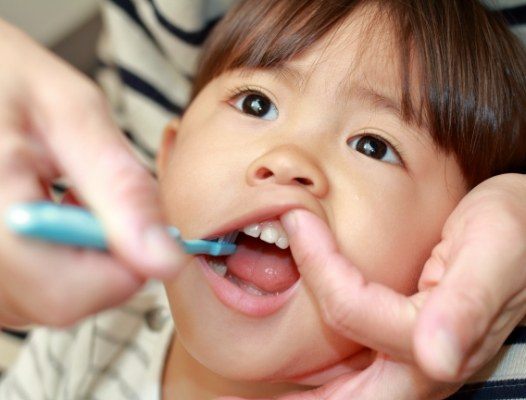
[350,84,403,119]
[272,64,403,118]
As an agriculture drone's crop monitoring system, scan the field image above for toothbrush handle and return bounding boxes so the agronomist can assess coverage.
[6,202,109,250]
[5,202,237,256]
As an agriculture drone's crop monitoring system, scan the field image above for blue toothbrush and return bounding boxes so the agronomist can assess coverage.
[4,202,237,256]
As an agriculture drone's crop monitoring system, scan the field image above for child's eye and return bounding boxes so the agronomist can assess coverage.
[231,92,279,121]
[347,135,401,165]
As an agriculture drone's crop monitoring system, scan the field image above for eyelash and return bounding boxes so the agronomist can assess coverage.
[349,133,406,167]
[226,85,270,102]
[226,85,279,121]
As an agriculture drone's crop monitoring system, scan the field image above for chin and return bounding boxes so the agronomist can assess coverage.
[164,259,363,382]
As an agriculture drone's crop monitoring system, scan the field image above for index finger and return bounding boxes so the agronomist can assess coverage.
[29,64,187,278]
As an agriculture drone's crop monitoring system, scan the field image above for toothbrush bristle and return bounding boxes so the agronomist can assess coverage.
[218,230,239,244]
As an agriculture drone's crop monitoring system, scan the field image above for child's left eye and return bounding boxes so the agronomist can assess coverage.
[231,92,279,121]
[347,134,402,165]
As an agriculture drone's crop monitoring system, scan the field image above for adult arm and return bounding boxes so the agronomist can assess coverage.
[0,19,187,328]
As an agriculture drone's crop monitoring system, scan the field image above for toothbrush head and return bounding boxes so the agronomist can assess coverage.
[167,227,237,256]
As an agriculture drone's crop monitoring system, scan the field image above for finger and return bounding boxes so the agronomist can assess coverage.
[1,193,145,326]
[29,62,187,279]
[280,356,460,400]
[0,124,143,326]
[414,234,526,381]
[281,209,418,360]
[461,309,526,378]
[1,239,144,327]
[288,348,374,386]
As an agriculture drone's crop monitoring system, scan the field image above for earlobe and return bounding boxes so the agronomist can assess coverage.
[157,118,180,173]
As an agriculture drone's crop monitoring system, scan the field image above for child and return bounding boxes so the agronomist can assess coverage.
[2,0,526,399]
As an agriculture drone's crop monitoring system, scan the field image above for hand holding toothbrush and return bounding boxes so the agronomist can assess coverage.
[0,19,185,328]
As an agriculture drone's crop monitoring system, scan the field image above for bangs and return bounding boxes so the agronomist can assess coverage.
[192,0,526,187]
[192,0,362,98]
[192,1,420,122]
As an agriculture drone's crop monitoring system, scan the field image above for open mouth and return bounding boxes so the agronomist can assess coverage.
[206,220,300,297]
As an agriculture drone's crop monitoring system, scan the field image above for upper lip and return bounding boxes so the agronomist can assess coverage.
[201,186,326,240]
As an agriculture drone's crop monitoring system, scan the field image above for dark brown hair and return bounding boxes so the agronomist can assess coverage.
[192,0,526,187]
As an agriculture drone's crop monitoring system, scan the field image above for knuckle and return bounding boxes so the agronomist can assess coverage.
[452,285,494,325]
[103,151,156,206]
[0,135,32,176]
[320,286,354,335]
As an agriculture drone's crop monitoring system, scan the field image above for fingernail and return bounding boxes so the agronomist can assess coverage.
[429,329,462,377]
[142,225,185,277]
[281,211,298,234]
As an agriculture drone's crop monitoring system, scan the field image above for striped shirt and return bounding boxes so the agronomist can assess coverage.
[1,0,526,399]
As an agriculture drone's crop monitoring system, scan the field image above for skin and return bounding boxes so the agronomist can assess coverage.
[157,8,467,399]
[0,19,186,329]
[0,11,524,400]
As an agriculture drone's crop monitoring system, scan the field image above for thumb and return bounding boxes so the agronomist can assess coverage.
[281,209,419,360]
[31,73,186,278]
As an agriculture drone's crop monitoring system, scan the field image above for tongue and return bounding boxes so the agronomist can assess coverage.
[225,235,299,293]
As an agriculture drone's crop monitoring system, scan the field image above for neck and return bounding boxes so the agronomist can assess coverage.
[162,338,307,400]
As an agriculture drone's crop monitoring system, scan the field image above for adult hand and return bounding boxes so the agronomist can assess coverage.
[0,19,186,328]
[221,173,526,399]
[286,173,526,399]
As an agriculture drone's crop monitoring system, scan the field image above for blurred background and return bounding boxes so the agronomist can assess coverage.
[1,0,100,74]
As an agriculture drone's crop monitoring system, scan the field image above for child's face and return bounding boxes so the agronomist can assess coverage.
[158,8,467,385]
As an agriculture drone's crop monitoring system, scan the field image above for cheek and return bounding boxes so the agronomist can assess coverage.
[332,179,456,294]
[160,142,236,236]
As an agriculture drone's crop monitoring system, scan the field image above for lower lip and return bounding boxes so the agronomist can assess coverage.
[198,256,299,317]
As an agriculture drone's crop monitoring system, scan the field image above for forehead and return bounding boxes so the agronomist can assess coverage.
[276,6,404,100]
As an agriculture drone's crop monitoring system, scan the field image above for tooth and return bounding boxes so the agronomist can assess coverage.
[209,260,227,277]
[240,281,266,296]
[243,223,262,238]
[229,275,267,296]
[276,236,289,249]
[260,225,279,244]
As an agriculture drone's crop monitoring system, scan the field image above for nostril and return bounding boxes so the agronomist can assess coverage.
[256,167,274,180]
[294,177,313,186]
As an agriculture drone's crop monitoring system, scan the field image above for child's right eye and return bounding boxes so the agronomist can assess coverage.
[231,91,279,121]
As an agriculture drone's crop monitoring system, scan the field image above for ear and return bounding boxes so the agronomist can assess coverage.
[157,117,180,174]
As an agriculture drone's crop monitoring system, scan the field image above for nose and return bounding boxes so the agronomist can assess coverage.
[246,145,329,197]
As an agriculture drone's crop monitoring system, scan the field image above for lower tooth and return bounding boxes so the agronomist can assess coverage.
[209,260,227,277]
[233,277,265,296]
[227,275,266,296]
[239,281,265,296]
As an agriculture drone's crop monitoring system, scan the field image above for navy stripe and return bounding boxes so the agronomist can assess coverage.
[146,0,221,46]
[497,5,526,26]
[108,0,163,51]
[504,326,526,345]
[1,328,28,340]
[117,66,184,115]
[123,129,157,161]
[448,379,526,399]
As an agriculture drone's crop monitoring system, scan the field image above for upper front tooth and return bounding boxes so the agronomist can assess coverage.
[243,223,262,238]
[260,225,279,244]
[276,236,289,249]
[241,220,290,250]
